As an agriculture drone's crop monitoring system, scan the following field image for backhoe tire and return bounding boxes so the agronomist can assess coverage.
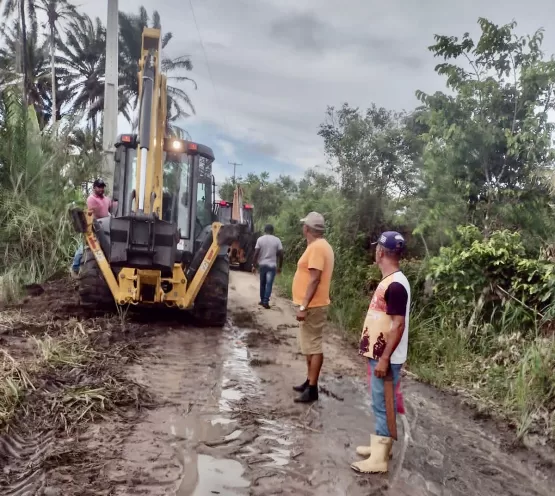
[193,254,230,327]
[78,247,115,311]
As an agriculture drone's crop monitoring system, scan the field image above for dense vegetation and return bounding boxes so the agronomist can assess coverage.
[219,19,555,441]
[0,1,195,299]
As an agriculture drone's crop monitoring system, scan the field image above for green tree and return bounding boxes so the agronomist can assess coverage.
[416,18,555,243]
[0,19,51,127]
[56,14,130,136]
[36,0,80,123]
[0,0,38,103]
[318,103,423,247]
[56,14,105,132]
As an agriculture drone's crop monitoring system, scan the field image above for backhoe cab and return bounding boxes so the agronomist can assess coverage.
[70,27,237,326]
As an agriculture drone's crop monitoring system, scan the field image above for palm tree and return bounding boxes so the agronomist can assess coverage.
[36,0,80,123]
[118,6,196,122]
[0,19,52,127]
[0,0,38,103]
[56,15,105,135]
[57,14,130,138]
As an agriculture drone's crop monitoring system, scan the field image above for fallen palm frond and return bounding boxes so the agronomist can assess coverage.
[1,315,153,435]
[0,349,35,427]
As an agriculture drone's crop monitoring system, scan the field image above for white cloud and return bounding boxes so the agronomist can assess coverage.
[215,139,237,161]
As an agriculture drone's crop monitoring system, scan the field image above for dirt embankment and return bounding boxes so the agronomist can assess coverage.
[1,272,555,495]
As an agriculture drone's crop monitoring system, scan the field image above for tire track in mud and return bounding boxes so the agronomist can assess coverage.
[0,426,54,496]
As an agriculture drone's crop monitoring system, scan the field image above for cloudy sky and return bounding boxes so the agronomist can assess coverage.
[80,0,555,184]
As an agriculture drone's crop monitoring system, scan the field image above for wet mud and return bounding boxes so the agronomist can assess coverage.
[1,272,555,495]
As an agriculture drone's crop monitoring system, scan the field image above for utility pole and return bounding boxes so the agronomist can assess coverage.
[102,0,119,193]
[228,161,242,183]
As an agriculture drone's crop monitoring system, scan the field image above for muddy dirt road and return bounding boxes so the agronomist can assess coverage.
[3,271,555,495]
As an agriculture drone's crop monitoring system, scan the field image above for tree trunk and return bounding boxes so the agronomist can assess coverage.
[20,1,28,104]
[50,22,56,123]
[91,116,97,150]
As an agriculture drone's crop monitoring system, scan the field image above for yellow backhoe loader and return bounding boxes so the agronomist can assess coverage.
[70,27,237,326]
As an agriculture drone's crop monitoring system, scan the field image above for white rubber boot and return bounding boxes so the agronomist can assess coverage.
[351,435,392,473]
[356,435,393,458]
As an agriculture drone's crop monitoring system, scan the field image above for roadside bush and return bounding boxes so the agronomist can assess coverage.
[0,93,99,301]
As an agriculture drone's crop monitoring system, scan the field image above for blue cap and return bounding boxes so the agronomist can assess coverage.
[372,231,405,251]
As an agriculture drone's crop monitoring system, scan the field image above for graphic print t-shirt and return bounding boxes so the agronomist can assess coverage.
[359,271,411,365]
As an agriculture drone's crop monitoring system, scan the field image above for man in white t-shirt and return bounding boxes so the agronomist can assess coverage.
[253,224,283,309]
[351,231,411,475]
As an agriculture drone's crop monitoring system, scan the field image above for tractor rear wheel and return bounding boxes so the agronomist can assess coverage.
[239,247,255,272]
[78,246,115,311]
[192,254,230,327]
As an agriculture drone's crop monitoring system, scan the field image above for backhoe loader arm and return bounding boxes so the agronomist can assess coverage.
[135,28,167,217]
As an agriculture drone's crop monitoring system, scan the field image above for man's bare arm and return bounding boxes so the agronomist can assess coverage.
[253,248,260,267]
[381,315,405,360]
[302,268,322,308]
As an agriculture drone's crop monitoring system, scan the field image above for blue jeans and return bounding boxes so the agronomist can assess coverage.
[72,244,83,273]
[259,265,276,305]
[369,359,403,437]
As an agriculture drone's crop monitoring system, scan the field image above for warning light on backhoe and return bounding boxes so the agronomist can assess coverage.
[188,143,198,151]
[122,135,132,142]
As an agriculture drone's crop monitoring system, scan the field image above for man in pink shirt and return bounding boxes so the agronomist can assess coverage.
[86,178,112,218]
[71,179,115,277]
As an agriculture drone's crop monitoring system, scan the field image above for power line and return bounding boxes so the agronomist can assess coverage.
[187,0,229,132]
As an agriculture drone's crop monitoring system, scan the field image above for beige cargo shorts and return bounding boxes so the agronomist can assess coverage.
[298,306,328,355]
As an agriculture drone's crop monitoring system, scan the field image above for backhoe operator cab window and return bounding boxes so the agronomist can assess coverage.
[114,136,215,241]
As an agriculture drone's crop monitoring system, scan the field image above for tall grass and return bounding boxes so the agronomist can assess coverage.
[0,89,101,300]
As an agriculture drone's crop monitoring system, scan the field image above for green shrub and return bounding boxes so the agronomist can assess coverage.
[0,93,99,300]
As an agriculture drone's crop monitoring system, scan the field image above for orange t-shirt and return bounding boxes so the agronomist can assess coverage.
[292,238,335,308]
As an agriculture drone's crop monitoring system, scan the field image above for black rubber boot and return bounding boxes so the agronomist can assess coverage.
[293,379,309,393]
[294,385,318,403]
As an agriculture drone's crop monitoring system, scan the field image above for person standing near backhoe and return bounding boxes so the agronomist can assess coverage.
[252,224,283,309]
[71,179,115,277]
[351,231,410,474]
[292,212,334,403]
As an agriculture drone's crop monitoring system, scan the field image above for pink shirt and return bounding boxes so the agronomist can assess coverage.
[87,194,112,219]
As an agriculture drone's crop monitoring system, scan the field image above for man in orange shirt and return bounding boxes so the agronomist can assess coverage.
[292,212,335,403]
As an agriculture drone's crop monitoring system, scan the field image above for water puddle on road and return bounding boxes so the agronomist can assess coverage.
[177,453,250,496]
[191,455,249,495]
[218,327,260,412]
[174,325,297,495]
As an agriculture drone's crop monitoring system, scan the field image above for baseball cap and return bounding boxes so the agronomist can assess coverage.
[93,178,106,188]
[372,231,406,251]
[300,211,325,231]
